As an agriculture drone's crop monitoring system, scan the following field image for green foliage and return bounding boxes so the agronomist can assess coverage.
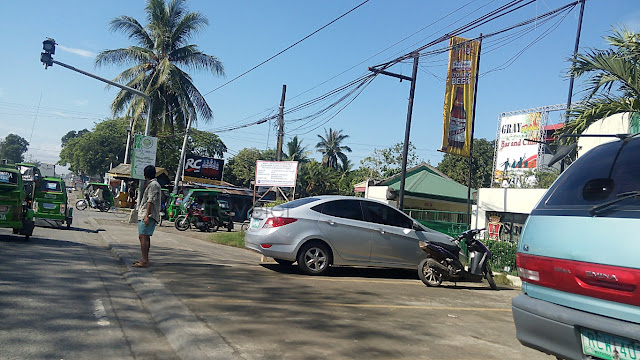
[223,148,276,187]
[360,142,420,179]
[95,0,224,134]
[559,26,640,141]
[58,118,128,176]
[0,134,29,163]
[208,231,244,248]
[436,138,494,188]
[285,136,311,163]
[484,238,517,273]
[315,128,352,169]
[297,161,339,196]
[61,129,89,147]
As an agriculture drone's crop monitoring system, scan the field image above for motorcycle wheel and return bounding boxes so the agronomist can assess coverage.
[418,258,443,287]
[485,265,498,290]
[99,203,110,212]
[75,199,87,211]
[240,221,249,231]
[174,216,190,231]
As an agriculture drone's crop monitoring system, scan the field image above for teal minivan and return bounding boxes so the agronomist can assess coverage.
[512,135,640,359]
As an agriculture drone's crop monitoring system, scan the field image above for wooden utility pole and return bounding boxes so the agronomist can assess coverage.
[276,84,287,161]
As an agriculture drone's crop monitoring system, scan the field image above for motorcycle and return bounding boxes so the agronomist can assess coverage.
[418,228,497,290]
[75,193,110,212]
[174,206,220,232]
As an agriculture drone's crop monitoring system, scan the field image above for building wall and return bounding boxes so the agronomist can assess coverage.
[578,112,630,157]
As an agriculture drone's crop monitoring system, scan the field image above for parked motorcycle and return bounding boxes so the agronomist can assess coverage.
[418,228,497,290]
[174,206,220,232]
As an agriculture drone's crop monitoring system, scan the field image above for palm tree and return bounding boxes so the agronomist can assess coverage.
[315,128,352,169]
[95,0,224,135]
[285,136,310,163]
[560,27,640,140]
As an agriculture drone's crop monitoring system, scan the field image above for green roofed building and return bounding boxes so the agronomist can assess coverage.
[354,163,474,236]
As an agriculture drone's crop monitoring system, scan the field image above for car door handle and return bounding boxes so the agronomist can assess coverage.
[375,228,385,234]
[323,219,335,225]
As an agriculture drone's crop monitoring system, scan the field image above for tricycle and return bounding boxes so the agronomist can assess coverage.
[0,163,35,240]
[33,176,73,228]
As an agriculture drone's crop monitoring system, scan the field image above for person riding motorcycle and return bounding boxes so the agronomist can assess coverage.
[90,187,105,208]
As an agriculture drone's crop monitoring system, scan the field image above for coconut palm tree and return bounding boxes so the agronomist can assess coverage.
[285,136,311,163]
[95,0,224,135]
[560,27,640,140]
[315,128,352,169]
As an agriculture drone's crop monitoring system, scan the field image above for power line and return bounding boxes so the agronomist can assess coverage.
[202,0,371,96]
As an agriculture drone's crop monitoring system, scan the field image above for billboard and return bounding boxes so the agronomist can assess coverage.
[441,36,481,157]
[255,161,298,188]
[183,154,224,185]
[131,135,157,180]
[493,112,541,183]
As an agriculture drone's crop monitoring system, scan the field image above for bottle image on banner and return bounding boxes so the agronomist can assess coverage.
[448,86,467,149]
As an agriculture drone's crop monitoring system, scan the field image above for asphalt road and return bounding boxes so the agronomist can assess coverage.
[0,213,177,359]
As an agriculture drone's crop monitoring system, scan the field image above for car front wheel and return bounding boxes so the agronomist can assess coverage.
[297,242,331,276]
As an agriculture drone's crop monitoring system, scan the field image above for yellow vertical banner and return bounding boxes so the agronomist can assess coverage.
[441,36,480,157]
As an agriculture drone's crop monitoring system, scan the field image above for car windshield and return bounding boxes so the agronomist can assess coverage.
[0,170,19,185]
[41,180,62,192]
[273,197,321,210]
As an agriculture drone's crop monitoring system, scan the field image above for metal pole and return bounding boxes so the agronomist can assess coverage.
[467,36,483,228]
[173,114,193,195]
[398,53,419,211]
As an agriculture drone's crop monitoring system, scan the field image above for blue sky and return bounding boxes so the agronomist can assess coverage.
[1,0,638,175]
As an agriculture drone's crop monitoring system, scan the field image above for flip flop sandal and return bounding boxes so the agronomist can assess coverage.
[132,261,148,268]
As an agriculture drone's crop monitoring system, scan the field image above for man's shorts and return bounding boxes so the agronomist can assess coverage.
[138,218,157,236]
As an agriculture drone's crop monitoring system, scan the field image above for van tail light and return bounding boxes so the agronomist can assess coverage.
[263,217,297,228]
[517,252,544,285]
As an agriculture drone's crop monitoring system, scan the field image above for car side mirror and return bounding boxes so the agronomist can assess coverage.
[412,222,423,231]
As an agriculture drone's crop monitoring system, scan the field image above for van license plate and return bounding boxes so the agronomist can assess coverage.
[0,205,8,213]
[581,328,640,360]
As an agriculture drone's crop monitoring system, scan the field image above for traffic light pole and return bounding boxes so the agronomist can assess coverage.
[49,59,152,217]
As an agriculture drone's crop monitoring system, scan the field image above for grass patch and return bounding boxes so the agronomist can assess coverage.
[492,273,513,287]
[208,231,245,248]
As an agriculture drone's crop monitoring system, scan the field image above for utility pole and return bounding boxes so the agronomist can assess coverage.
[276,84,287,161]
[368,52,419,211]
[466,36,483,228]
[173,114,193,195]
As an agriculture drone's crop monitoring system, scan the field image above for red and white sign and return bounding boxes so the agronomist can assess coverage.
[255,161,298,188]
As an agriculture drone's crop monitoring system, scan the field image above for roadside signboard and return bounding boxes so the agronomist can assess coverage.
[493,112,541,183]
[182,154,224,186]
[255,161,298,187]
[131,135,157,180]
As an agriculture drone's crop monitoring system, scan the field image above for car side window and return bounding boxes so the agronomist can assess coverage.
[363,201,412,229]
[314,200,363,221]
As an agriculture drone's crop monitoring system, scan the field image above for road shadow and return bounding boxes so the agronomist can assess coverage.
[260,263,419,280]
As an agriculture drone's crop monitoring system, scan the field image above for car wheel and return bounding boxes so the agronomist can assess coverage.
[297,242,331,276]
[274,258,294,266]
[418,258,443,287]
[75,200,87,211]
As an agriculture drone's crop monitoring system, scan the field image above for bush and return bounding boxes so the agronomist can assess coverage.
[485,239,517,274]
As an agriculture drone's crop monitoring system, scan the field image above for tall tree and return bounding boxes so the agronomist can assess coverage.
[560,27,640,140]
[360,142,421,179]
[223,148,276,188]
[315,128,352,169]
[436,138,495,189]
[285,136,310,163]
[155,128,227,176]
[95,0,224,135]
[0,134,29,163]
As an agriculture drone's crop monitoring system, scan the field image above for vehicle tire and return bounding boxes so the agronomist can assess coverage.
[174,216,190,231]
[240,221,250,231]
[99,203,110,212]
[24,234,30,241]
[210,224,219,232]
[274,258,294,266]
[12,228,19,234]
[485,265,498,290]
[418,258,443,287]
[227,221,233,232]
[297,241,331,276]
[66,217,72,229]
[75,199,87,211]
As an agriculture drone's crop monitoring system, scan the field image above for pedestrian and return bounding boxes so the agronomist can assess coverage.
[133,165,161,268]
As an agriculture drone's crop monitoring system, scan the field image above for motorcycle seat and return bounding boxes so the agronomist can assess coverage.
[430,241,460,255]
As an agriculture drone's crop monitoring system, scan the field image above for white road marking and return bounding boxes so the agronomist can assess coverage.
[93,299,110,326]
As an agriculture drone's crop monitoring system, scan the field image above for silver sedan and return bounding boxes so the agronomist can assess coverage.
[245,195,454,275]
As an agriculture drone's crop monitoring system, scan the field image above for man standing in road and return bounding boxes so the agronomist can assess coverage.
[133,165,161,268]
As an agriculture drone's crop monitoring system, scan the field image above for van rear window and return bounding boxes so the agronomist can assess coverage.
[0,171,18,185]
[535,137,640,216]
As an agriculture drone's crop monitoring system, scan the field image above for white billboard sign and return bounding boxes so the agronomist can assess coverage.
[494,112,541,183]
[131,135,158,180]
[255,160,298,187]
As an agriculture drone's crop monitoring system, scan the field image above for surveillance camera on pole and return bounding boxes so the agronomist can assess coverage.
[41,38,56,69]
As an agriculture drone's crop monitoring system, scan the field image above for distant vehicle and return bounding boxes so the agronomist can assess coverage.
[245,195,452,276]
[75,183,113,212]
[16,162,42,207]
[174,189,234,232]
[512,134,640,360]
[33,177,73,228]
[0,163,35,240]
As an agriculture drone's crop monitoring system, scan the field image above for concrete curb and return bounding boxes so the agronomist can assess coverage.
[87,217,240,360]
